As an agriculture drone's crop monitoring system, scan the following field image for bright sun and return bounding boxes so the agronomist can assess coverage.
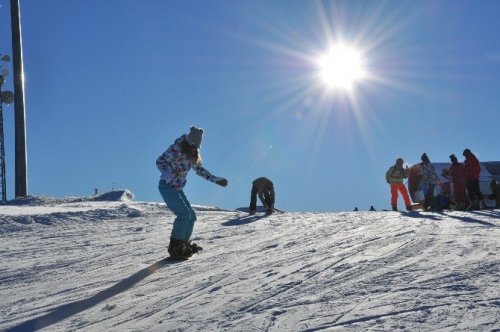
[316,44,366,90]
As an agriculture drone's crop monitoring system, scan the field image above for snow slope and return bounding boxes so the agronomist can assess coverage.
[1,193,499,331]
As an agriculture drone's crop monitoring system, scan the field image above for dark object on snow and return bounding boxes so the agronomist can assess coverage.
[369,206,376,211]
[249,177,275,215]
[427,194,451,211]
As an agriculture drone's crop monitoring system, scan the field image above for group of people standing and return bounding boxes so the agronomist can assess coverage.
[386,148,489,212]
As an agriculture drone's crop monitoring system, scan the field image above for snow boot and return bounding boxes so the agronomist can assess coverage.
[406,205,412,211]
[188,240,203,254]
[168,238,193,259]
[392,205,397,211]
[265,209,273,215]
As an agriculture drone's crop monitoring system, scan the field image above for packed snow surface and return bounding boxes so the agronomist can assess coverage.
[1,193,499,331]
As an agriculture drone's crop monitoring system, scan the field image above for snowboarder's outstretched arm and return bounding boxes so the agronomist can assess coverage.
[193,163,228,187]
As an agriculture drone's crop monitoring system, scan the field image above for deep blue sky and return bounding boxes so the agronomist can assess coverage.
[1,0,499,211]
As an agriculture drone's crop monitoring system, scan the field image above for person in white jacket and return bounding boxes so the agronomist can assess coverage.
[156,126,228,258]
[419,153,440,210]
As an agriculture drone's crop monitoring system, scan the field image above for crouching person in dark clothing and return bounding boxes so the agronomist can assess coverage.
[249,177,275,215]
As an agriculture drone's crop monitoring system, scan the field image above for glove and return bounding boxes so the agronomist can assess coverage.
[216,178,228,187]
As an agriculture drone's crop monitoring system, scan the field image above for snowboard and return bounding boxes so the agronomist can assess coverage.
[248,208,285,216]
[237,206,285,215]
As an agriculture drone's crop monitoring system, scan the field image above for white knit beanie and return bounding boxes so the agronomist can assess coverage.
[186,126,204,148]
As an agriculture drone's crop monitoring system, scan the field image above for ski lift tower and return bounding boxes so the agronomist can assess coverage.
[10,0,28,198]
[0,54,14,202]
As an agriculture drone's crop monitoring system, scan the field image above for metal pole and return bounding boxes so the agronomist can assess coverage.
[10,0,28,198]
[0,85,6,202]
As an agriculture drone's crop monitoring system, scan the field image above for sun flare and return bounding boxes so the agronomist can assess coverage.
[316,45,366,90]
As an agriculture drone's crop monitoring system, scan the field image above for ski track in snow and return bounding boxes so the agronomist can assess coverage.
[1,200,499,331]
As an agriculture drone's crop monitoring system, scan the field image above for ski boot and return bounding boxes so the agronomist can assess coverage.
[168,238,193,259]
[188,240,203,254]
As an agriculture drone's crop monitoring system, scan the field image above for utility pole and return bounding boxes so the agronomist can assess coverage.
[10,0,28,198]
[0,54,14,202]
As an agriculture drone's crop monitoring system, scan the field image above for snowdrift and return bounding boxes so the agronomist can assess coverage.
[91,189,135,202]
[1,196,499,331]
[2,189,135,206]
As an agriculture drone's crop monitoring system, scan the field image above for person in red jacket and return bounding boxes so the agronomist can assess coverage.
[446,154,468,210]
[463,148,484,210]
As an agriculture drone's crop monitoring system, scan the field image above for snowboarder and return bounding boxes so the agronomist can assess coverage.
[249,177,275,215]
[156,126,228,258]
[445,154,468,210]
[386,158,412,211]
[463,148,485,210]
[419,153,440,211]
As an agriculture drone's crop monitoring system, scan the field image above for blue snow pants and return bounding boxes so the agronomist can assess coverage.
[158,180,197,241]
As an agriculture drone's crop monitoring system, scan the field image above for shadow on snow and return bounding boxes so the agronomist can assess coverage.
[222,215,267,226]
[5,258,176,332]
[438,210,499,227]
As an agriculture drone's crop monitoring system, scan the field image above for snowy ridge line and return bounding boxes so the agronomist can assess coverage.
[191,205,231,212]
[1,190,136,206]
[0,204,145,233]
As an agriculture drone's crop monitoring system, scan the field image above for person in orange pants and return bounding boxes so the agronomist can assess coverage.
[386,158,412,211]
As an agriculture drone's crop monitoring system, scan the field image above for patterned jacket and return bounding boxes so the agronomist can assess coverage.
[419,162,440,185]
[156,135,223,189]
